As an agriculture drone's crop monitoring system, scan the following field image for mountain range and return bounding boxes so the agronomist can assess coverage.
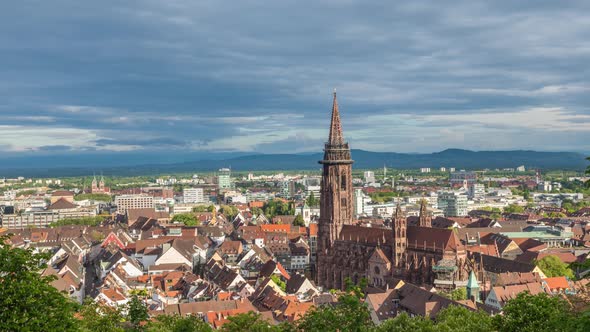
[0,149,587,178]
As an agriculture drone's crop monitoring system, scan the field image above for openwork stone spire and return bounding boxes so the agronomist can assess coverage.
[321,91,352,164]
[328,91,344,145]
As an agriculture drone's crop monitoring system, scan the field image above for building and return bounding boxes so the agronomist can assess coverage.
[467,183,485,200]
[280,181,296,199]
[516,165,526,172]
[217,168,232,190]
[364,171,376,184]
[183,188,204,204]
[437,192,468,217]
[91,174,110,194]
[440,167,446,172]
[420,168,431,173]
[115,195,154,214]
[450,171,476,187]
[316,93,470,291]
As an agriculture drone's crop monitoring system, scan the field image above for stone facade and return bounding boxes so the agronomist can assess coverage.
[316,93,470,290]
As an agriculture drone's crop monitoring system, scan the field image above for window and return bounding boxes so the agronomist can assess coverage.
[374,266,380,275]
[341,174,347,190]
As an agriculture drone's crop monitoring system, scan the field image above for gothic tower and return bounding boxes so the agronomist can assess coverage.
[392,203,407,268]
[418,198,432,227]
[317,91,354,288]
[91,173,98,193]
[99,173,105,191]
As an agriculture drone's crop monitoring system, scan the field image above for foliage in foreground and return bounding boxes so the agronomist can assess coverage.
[2,235,590,332]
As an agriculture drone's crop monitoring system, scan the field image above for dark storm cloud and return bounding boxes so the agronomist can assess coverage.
[0,0,589,154]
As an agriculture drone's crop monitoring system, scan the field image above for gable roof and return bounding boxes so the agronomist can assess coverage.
[48,198,77,210]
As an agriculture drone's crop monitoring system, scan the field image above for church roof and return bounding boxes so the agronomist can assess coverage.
[406,226,460,251]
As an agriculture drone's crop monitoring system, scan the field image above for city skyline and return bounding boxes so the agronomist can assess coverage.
[2,1,590,157]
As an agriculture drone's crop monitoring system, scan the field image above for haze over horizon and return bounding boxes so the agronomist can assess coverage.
[2,1,590,158]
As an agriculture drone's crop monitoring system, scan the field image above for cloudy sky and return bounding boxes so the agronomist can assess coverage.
[1,0,590,158]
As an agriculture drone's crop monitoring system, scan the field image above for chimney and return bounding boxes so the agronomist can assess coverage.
[162,242,171,253]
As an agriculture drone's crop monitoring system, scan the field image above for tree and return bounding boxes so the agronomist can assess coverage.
[251,207,263,216]
[439,287,467,301]
[293,214,305,226]
[374,312,434,332]
[535,255,574,278]
[145,314,213,332]
[192,205,215,213]
[78,298,126,332]
[504,204,525,214]
[494,292,572,332]
[270,275,286,292]
[220,205,239,220]
[0,235,78,331]
[297,278,373,332]
[306,192,319,207]
[126,295,149,329]
[220,312,278,332]
[434,306,493,332]
[172,213,199,226]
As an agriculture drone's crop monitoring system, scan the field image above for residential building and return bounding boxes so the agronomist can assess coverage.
[183,188,205,204]
[468,183,485,199]
[115,195,154,214]
[450,171,477,187]
[438,192,468,217]
[217,168,232,190]
[364,171,376,183]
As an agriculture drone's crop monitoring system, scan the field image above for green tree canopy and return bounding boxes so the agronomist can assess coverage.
[74,193,112,202]
[305,192,319,207]
[126,295,149,329]
[0,235,78,331]
[172,213,199,226]
[535,255,575,278]
[220,311,279,332]
[504,203,525,214]
[434,306,493,332]
[297,278,372,332]
[493,292,572,332]
[220,205,239,220]
[192,205,215,213]
[293,214,305,226]
[145,314,214,332]
[78,299,126,332]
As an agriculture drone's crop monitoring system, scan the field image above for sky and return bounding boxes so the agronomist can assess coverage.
[1,0,590,159]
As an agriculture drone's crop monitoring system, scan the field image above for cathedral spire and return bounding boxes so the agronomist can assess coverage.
[328,90,344,146]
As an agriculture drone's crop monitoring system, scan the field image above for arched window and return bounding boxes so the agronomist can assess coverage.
[341,174,347,190]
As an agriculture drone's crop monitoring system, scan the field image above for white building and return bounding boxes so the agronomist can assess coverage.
[516,165,526,172]
[468,183,485,199]
[115,194,154,214]
[217,168,232,190]
[420,168,431,173]
[183,188,204,204]
[440,167,446,172]
[364,171,376,184]
[437,192,468,217]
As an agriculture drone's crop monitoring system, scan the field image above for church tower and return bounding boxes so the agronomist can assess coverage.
[317,91,354,288]
[392,203,407,268]
[99,173,105,191]
[418,198,432,227]
[91,173,98,193]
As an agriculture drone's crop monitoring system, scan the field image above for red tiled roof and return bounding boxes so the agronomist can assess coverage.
[544,277,570,290]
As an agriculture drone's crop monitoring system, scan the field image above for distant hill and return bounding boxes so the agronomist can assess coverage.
[0,149,587,177]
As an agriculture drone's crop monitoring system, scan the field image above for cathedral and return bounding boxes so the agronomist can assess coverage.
[316,93,470,290]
